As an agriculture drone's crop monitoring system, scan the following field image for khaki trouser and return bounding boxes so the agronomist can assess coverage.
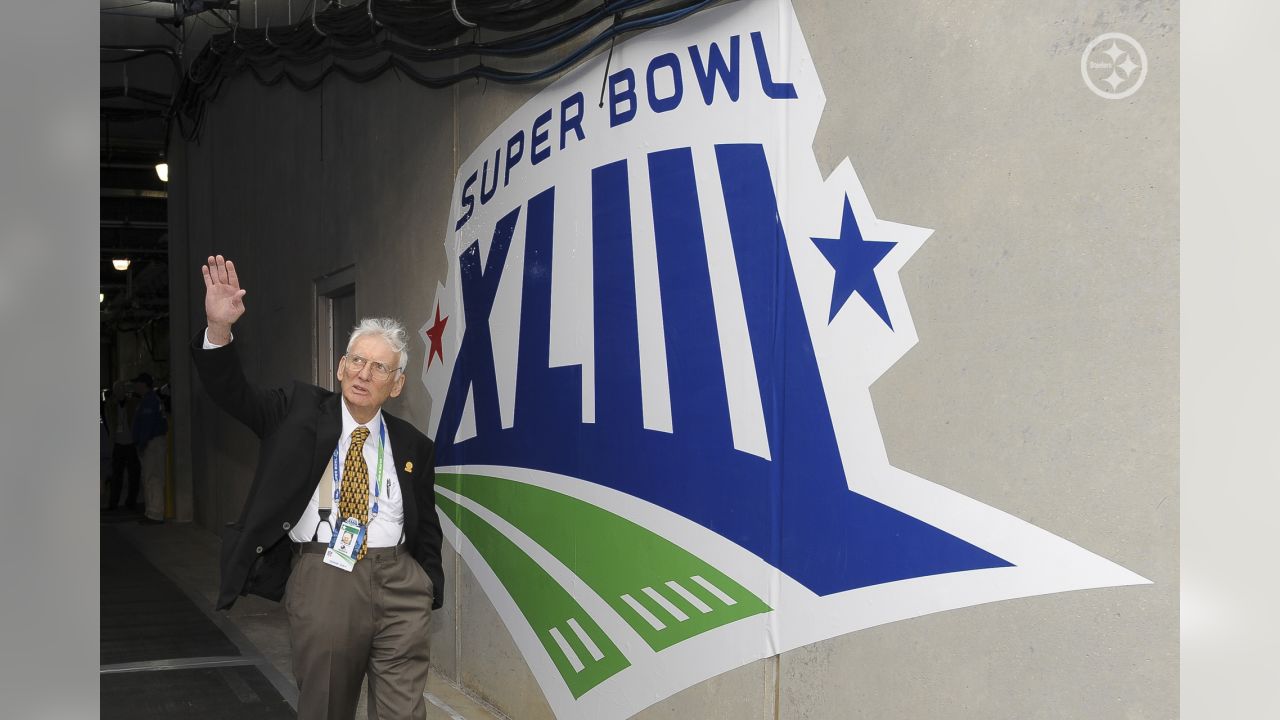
[140,439,166,521]
[286,542,434,720]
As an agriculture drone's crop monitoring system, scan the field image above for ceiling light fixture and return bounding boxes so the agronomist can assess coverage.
[112,258,131,271]
[155,162,169,182]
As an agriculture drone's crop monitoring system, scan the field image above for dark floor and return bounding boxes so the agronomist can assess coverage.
[100,518,295,720]
[102,665,295,720]
[99,508,499,720]
[101,524,240,664]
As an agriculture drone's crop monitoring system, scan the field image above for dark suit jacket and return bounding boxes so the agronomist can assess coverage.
[190,334,445,611]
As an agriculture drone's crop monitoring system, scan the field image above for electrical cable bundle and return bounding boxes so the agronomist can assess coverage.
[172,0,725,141]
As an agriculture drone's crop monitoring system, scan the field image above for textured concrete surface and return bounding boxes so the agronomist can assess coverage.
[791,0,1176,717]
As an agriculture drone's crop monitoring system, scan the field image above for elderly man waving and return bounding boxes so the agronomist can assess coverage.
[191,255,443,720]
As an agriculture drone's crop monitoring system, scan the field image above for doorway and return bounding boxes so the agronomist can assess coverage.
[314,267,355,391]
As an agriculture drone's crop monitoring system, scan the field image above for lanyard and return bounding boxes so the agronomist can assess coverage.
[332,418,386,519]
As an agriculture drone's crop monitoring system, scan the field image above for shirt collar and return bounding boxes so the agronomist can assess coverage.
[339,399,384,442]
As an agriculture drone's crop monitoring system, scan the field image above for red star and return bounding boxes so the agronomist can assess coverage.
[425,302,448,369]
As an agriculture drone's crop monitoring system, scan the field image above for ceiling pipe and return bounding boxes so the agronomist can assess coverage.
[100,45,181,75]
[100,247,170,256]
[103,188,169,199]
[101,220,168,229]
[101,161,165,169]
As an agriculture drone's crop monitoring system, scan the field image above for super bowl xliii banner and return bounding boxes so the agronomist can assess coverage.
[419,0,1148,717]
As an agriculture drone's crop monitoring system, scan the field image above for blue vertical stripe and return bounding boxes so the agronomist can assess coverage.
[515,187,583,437]
[648,147,732,447]
[592,161,644,431]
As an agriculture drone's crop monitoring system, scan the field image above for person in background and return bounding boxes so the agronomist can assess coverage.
[131,372,168,525]
[103,380,141,512]
[100,390,113,506]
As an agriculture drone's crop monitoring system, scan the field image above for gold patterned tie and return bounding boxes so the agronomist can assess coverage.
[338,426,371,560]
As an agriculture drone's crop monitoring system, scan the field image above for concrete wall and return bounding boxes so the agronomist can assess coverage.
[169,0,1176,717]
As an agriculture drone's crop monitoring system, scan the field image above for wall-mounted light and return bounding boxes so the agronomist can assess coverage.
[112,258,131,271]
[99,292,105,304]
[155,162,169,182]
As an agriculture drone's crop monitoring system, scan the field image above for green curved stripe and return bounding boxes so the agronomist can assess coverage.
[435,493,629,698]
[438,472,770,652]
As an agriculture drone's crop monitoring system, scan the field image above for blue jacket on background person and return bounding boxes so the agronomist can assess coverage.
[131,373,167,451]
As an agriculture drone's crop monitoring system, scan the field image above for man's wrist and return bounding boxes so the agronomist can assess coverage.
[206,324,233,346]
[203,324,234,348]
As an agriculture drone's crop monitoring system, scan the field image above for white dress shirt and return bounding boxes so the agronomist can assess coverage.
[203,328,405,546]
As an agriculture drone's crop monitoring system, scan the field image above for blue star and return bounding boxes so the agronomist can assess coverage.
[811,196,897,328]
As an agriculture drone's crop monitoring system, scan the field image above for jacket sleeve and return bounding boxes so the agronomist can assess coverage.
[414,437,445,610]
[189,332,289,438]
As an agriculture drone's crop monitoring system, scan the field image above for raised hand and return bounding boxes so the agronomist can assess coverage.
[201,255,246,344]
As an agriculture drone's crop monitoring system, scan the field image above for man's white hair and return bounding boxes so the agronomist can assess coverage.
[346,317,409,374]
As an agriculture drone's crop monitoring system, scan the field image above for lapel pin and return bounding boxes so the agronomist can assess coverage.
[404,461,414,473]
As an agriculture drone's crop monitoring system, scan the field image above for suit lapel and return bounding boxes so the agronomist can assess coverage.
[312,392,343,486]
[385,414,417,540]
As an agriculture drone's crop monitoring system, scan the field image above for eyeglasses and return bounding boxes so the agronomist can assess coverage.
[343,354,402,381]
